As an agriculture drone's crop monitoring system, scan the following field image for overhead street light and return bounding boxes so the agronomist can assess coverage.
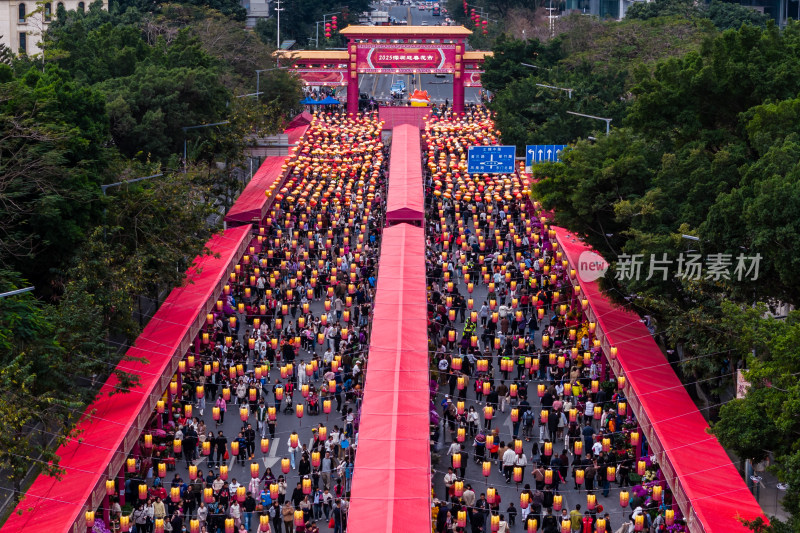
[101,174,163,195]
[536,83,573,99]
[566,111,612,135]
[255,67,289,101]
[182,122,231,172]
[0,287,35,299]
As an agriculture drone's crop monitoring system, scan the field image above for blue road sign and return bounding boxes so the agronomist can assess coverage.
[526,145,567,167]
[467,145,517,174]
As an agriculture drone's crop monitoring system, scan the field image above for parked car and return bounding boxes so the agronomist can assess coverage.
[390,81,407,98]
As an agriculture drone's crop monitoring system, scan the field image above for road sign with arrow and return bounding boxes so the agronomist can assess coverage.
[526,144,567,171]
[467,145,516,174]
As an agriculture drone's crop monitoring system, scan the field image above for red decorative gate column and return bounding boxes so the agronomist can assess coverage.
[348,42,359,115]
[453,42,465,115]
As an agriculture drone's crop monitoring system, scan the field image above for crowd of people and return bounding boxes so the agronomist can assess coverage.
[422,109,678,533]
[116,111,390,533]
[90,106,682,533]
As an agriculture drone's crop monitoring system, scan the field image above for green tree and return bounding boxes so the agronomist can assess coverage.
[625,0,699,20]
[0,66,110,292]
[706,0,770,30]
[101,62,229,161]
[0,274,85,500]
[112,0,246,21]
[480,34,563,94]
[524,23,800,420]
[713,302,800,531]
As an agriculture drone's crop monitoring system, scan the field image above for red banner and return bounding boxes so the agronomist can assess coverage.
[356,44,456,74]
[464,71,483,87]
[295,69,347,86]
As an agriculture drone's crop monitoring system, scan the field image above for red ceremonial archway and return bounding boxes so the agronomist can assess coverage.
[278,25,491,116]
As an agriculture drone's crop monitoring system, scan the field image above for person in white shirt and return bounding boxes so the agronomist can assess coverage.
[288,432,299,469]
[515,452,528,469]
[592,440,603,457]
[466,408,480,437]
[498,304,510,319]
[479,303,490,327]
[502,446,517,483]
[447,441,461,457]
[498,515,509,533]
[584,399,595,421]
[143,501,154,524]
[229,500,242,526]
[443,468,458,498]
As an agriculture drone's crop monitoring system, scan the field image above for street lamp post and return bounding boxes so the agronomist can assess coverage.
[311,12,341,49]
[464,3,499,24]
[275,0,284,49]
[566,111,612,135]
[182,121,231,172]
[101,173,164,242]
[255,67,288,100]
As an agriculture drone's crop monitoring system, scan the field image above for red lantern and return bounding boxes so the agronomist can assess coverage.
[620,490,630,507]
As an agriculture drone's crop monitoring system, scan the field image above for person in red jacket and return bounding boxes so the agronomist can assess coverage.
[581,511,593,533]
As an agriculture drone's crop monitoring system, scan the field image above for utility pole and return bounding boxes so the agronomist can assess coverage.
[275,0,284,50]
[547,0,557,38]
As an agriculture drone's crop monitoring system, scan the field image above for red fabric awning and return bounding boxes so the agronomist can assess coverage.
[347,223,431,532]
[378,107,430,130]
[286,111,313,145]
[225,156,291,224]
[2,226,253,533]
[554,227,765,533]
[225,113,312,225]
[386,125,424,224]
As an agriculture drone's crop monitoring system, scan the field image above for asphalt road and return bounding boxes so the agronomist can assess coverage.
[358,2,482,105]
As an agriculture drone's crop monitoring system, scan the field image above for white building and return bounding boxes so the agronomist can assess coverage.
[242,0,269,28]
[0,0,106,56]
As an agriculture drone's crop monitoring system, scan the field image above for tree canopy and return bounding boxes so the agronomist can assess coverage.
[487,20,800,530]
[0,0,302,503]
